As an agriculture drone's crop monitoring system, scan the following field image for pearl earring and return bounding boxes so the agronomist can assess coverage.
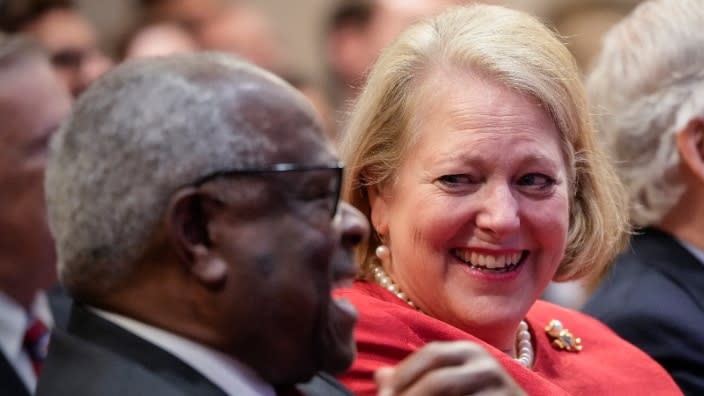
[375,245,390,263]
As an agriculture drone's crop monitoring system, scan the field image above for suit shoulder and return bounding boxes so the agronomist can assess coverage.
[36,330,191,396]
[583,254,694,319]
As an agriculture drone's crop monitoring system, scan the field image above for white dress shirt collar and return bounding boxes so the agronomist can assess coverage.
[91,307,276,396]
[0,291,54,392]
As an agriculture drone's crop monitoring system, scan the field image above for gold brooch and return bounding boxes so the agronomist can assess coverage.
[545,319,582,352]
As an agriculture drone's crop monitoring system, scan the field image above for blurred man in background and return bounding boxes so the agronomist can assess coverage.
[0,0,112,97]
[139,0,226,35]
[197,2,284,73]
[0,33,72,396]
[325,0,455,117]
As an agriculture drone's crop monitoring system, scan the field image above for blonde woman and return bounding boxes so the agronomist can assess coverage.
[336,4,682,395]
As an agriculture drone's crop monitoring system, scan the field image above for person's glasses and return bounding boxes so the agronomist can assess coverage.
[192,162,344,222]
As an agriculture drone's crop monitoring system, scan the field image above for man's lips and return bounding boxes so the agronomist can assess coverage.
[332,278,357,318]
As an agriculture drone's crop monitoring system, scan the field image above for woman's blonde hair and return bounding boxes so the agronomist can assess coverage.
[339,3,629,283]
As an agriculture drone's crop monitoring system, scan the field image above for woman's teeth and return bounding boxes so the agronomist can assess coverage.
[453,250,525,271]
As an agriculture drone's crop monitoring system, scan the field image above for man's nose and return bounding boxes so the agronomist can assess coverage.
[337,202,370,249]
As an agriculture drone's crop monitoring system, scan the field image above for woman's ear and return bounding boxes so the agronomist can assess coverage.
[165,188,228,286]
[677,117,704,182]
[368,185,390,237]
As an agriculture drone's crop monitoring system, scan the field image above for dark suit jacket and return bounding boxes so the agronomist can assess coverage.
[0,353,28,396]
[0,286,71,396]
[36,304,353,396]
[583,228,704,395]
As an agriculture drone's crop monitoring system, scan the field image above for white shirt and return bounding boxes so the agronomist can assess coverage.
[0,291,54,393]
[678,238,704,266]
[91,308,276,396]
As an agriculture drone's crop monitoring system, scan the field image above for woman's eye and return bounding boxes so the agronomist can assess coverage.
[435,174,481,193]
[437,174,475,186]
[517,173,556,190]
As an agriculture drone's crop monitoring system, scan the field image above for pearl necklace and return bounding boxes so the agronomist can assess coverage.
[371,262,534,368]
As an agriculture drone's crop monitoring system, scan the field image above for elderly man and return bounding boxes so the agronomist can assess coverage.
[582,0,704,394]
[35,53,367,395]
[0,33,72,396]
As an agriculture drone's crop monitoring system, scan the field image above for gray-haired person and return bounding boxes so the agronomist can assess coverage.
[583,0,704,394]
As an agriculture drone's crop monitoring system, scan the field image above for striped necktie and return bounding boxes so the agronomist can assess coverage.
[23,317,49,376]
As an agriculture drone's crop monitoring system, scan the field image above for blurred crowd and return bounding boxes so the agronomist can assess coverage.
[0,0,641,142]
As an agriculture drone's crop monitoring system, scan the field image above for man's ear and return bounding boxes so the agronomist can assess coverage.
[677,117,704,182]
[368,185,390,237]
[165,188,228,286]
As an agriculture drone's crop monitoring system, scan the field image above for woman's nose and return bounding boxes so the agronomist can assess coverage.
[474,183,520,239]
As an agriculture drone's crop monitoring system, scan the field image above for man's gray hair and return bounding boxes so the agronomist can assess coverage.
[586,0,704,227]
[46,53,290,298]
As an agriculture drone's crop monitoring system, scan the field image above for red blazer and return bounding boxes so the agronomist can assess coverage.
[337,282,682,396]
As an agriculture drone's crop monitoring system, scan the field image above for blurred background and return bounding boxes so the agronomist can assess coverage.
[75,0,642,83]
[2,0,644,136]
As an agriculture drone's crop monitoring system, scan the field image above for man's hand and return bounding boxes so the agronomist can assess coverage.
[375,341,527,396]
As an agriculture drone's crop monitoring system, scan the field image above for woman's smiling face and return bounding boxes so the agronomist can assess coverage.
[369,66,570,351]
